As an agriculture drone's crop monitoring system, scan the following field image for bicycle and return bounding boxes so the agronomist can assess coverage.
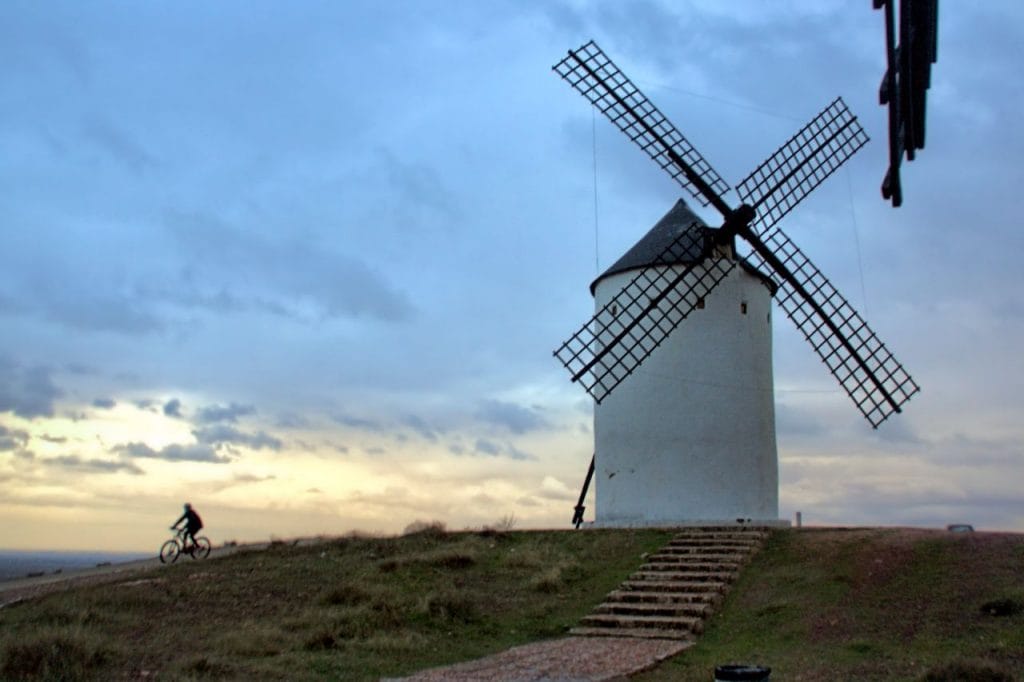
[159,527,212,564]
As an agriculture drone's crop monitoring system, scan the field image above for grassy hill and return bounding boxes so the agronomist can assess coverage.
[637,527,1024,681]
[0,525,1021,681]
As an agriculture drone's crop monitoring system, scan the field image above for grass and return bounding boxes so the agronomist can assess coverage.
[635,528,1024,681]
[0,527,672,680]
[2,526,1022,681]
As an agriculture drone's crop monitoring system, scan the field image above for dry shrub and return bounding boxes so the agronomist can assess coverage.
[362,631,428,653]
[504,547,546,569]
[184,655,235,677]
[215,624,284,657]
[306,598,408,647]
[922,661,1014,681]
[979,597,1022,617]
[303,628,339,651]
[422,590,478,623]
[1,629,111,680]
[479,514,517,536]
[403,520,447,537]
[529,559,579,593]
[322,583,373,606]
[379,548,477,573]
[430,548,476,569]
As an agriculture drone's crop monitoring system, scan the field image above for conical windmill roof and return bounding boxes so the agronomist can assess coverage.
[590,199,708,294]
[590,198,775,295]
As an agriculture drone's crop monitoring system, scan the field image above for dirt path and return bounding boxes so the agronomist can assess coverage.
[384,636,691,682]
[0,544,251,609]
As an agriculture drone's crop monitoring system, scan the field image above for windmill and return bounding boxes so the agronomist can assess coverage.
[553,42,920,527]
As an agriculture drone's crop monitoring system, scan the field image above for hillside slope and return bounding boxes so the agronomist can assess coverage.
[0,527,1021,681]
[638,527,1024,681]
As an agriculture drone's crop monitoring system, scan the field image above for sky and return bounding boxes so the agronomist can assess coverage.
[2,1,1022,551]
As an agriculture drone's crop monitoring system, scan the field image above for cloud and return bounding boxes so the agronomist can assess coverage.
[163,209,415,323]
[48,454,144,475]
[377,149,462,223]
[401,413,438,442]
[476,400,550,435]
[91,397,116,409]
[192,424,282,451]
[233,473,276,484]
[0,424,30,451]
[461,437,535,461]
[0,359,63,419]
[37,294,164,334]
[774,400,828,438]
[537,475,575,501]
[81,115,158,174]
[114,441,230,463]
[163,399,183,418]
[195,402,255,424]
[275,412,309,429]
[474,438,501,457]
[332,413,385,432]
[507,445,534,461]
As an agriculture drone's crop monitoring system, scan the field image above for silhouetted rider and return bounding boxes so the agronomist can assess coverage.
[171,503,203,550]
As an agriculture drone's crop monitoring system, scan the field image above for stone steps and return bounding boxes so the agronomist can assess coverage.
[638,561,740,574]
[569,625,694,641]
[631,569,737,582]
[605,589,720,605]
[570,527,770,642]
[578,613,706,635]
[619,579,729,594]
[593,601,713,619]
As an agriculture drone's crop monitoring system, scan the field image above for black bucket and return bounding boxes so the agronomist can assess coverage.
[714,664,771,681]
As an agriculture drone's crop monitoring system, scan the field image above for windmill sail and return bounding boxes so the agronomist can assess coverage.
[734,98,918,426]
[736,98,869,236]
[553,222,734,403]
[744,227,919,427]
[553,40,731,213]
[552,41,918,427]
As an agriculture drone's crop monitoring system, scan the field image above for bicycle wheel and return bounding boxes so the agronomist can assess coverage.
[159,539,181,564]
[192,536,212,559]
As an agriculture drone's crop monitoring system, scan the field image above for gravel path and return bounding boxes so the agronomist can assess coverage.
[385,636,690,682]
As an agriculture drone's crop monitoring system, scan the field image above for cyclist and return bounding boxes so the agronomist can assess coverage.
[171,503,204,553]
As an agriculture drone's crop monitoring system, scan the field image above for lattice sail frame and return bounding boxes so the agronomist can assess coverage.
[745,228,919,427]
[552,41,920,427]
[553,41,730,209]
[737,98,870,235]
[553,225,734,403]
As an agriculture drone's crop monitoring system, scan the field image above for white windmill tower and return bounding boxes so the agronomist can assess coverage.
[592,200,779,525]
[553,42,920,528]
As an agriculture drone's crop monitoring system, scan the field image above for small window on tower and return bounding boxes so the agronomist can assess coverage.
[696,298,705,309]
[740,302,748,315]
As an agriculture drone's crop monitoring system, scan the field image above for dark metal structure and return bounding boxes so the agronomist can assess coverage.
[875,0,939,206]
[553,42,920,524]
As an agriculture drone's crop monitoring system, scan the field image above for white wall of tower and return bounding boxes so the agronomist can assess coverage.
[592,260,779,525]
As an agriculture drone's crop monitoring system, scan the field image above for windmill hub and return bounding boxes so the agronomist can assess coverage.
[717,203,756,243]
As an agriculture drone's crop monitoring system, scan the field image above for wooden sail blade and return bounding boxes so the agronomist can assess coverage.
[736,98,869,236]
[744,226,919,427]
[553,224,734,403]
[554,41,731,216]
